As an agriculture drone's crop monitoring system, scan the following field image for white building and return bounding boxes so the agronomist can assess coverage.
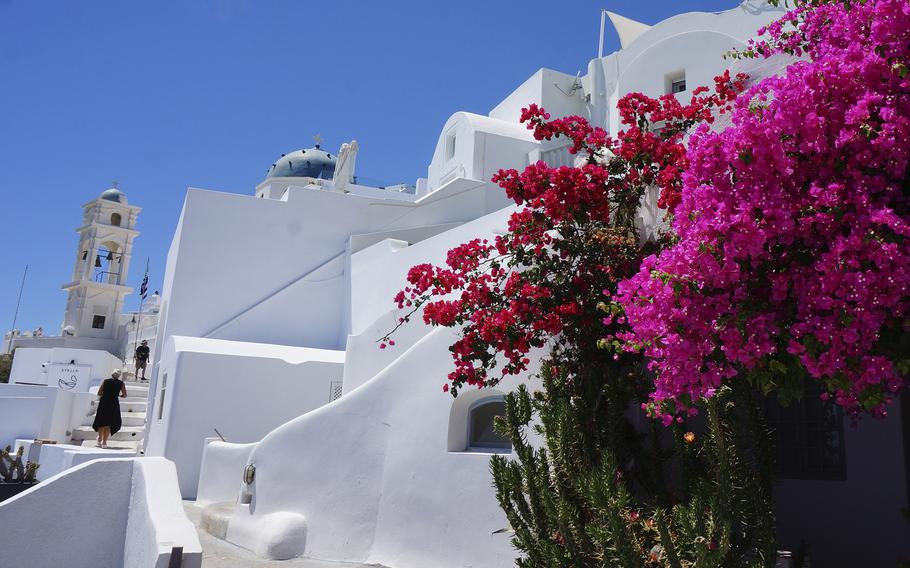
[6,186,158,362]
[4,4,907,568]
[0,187,159,451]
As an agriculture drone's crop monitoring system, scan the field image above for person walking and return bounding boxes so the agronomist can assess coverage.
[92,370,127,449]
[134,340,150,381]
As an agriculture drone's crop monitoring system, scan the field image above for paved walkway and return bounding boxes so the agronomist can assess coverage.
[183,502,386,568]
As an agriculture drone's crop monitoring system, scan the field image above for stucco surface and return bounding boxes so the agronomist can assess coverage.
[0,396,44,448]
[196,439,255,507]
[145,336,344,498]
[0,459,132,568]
[184,502,386,568]
[0,457,201,568]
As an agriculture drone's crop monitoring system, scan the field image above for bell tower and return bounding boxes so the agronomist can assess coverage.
[61,184,141,341]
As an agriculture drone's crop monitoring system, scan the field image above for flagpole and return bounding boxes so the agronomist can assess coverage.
[6,265,28,355]
[132,258,149,378]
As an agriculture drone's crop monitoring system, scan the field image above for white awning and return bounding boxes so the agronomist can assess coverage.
[606,11,651,49]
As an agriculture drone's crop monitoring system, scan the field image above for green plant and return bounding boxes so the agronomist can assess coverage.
[0,354,12,384]
[491,363,776,567]
[0,446,38,483]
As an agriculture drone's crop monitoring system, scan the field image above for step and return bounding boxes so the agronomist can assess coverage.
[90,400,147,413]
[92,384,150,396]
[200,502,235,540]
[78,439,141,452]
[117,396,148,403]
[122,371,152,381]
[71,425,144,442]
[123,389,150,399]
[82,413,146,428]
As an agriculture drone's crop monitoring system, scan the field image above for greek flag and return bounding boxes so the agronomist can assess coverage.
[139,258,149,299]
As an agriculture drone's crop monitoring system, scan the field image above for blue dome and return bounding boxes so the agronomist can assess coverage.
[99,188,126,203]
[267,147,336,179]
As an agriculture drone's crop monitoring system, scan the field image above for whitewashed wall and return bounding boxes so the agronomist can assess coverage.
[124,458,203,568]
[490,67,588,124]
[0,457,200,568]
[0,396,46,449]
[145,336,344,497]
[594,4,784,135]
[425,112,538,192]
[209,205,538,567]
[0,384,80,445]
[196,439,255,507]
[14,439,133,480]
[10,347,121,387]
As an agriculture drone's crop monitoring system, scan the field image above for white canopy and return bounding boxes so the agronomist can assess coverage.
[607,11,651,50]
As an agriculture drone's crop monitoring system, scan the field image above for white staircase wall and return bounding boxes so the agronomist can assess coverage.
[146,336,344,498]
[218,207,542,566]
[0,384,81,446]
[224,326,527,567]
[0,457,200,568]
[0,458,133,568]
[125,458,203,568]
[0,396,46,449]
[196,439,256,507]
[204,252,346,349]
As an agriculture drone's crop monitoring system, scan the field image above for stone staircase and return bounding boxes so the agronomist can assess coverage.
[71,372,150,452]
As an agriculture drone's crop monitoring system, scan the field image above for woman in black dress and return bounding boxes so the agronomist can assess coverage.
[92,370,127,448]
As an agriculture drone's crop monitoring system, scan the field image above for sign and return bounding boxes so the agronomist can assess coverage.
[48,364,92,393]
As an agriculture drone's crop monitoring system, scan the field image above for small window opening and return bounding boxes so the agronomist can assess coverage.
[110,213,122,226]
[158,373,168,421]
[445,131,456,162]
[468,398,511,451]
[91,315,106,329]
[667,71,687,94]
[765,382,846,479]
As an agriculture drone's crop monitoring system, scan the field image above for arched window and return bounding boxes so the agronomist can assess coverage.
[110,213,122,226]
[447,389,511,453]
[468,397,511,451]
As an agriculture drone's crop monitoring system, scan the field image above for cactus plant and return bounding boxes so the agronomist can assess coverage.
[0,445,38,483]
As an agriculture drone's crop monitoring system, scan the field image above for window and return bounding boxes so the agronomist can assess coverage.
[157,373,168,420]
[468,398,511,451]
[329,380,343,402]
[448,389,512,452]
[445,130,456,161]
[110,213,122,226]
[765,384,846,479]
[666,71,687,94]
[91,315,106,329]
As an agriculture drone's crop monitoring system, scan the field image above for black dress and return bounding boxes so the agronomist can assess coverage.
[92,377,124,434]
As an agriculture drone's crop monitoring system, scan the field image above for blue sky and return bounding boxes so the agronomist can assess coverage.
[0,0,736,332]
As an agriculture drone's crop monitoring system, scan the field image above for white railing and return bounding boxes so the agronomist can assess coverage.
[540,144,573,168]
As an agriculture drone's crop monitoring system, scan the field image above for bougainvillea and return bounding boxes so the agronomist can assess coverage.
[383,73,745,396]
[616,0,910,422]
